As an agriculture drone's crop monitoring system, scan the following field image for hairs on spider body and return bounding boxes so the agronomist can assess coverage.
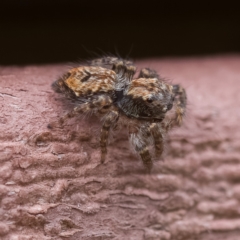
[50,56,187,172]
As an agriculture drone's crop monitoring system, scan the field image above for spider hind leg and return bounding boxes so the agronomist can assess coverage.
[89,56,136,88]
[138,68,160,79]
[48,95,113,129]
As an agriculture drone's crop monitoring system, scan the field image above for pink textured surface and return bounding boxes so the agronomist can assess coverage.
[0,56,240,239]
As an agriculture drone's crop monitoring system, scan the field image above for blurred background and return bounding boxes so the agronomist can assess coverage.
[1,0,240,65]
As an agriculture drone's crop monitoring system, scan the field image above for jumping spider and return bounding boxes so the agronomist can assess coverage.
[49,57,187,172]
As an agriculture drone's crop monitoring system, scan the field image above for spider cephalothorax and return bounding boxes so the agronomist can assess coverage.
[49,57,187,172]
[117,78,175,121]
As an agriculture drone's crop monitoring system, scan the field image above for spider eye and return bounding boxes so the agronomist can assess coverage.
[167,103,173,110]
[102,105,110,109]
[147,98,153,103]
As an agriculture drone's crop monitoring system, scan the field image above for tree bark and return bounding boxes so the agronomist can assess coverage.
[0,57,240,239]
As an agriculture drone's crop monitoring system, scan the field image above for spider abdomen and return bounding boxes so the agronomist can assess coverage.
[54,66,117,99]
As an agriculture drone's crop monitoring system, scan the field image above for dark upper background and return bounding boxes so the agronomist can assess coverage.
[1,0,240,65]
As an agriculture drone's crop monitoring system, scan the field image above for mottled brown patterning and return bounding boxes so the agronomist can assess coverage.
[49,56,187,172]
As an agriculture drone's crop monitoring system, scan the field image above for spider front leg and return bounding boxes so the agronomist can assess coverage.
[100,110,119,163]
[172,84,187,125]
[149,123,164,158]
[48,95,112,129]
[163,84,187,131]
[129,125,153,173]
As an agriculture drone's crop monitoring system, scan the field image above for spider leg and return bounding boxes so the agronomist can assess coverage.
[112,60,136,85]
[129,125,153,173]
[89,56,134,71]
[48,95,112,129]
[164,84,187,131]
[138,68,160,79]
[172,84,187,125]
[149,123,164,158]
[88,56,121,67]
[100,110,119,163]
[89,56,136,88]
